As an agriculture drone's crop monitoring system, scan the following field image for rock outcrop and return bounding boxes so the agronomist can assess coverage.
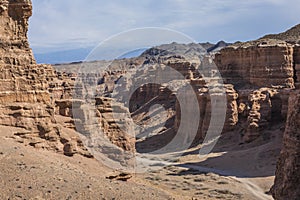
[243,88,279,142]
[0,0,91,157]
[51,63,137,154]
[211,38,300,142]
[262,24,300,44]
[272,90,300,200]
[136,42,297,144]
[0,0,54,104]
[214,40,294,88]
[294,45,300,87]
[0,0,136,159]
[210,24,300,199]
[95,97,135,152]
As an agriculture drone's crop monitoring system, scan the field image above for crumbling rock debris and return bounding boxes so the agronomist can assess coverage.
[106,172,133,182]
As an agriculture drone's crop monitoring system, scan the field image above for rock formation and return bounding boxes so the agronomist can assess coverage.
[95,97,135,152]
[294,45,300,88]
[212,38,300,142]
[53,41,296,147]
[0,0,89,157]
[51,62,137,154]
[1,1,300,198]
[0,0,137,160]
[211,24,300,200]
[272,90,300,199]
[214,40,294,88]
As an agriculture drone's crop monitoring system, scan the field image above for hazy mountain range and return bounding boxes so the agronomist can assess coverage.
[33,41,231,64]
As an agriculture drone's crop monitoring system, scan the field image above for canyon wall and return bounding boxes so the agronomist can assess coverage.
[0,1,134,157]
[1,2,300,195]
[51,39,300,156]
[272,90,300,200]
[54,42,296,147]
[0,0,94,157]
[0,0,54,104]
[294,45,300,87]
[170,41,294,143]
[209,40,296,142]
[214,38,300,199]
[214,40,294,88]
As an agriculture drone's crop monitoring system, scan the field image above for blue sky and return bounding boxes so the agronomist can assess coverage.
[28,0,300,54]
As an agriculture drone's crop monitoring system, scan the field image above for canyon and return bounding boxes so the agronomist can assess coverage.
[0,0,299,199]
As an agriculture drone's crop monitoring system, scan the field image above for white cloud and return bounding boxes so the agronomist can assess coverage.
[28,0,300,53]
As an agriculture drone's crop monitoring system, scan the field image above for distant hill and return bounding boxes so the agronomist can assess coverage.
[141,41,230,59]
[33,47,93,64]
[34,24,300,65]
[199,42,215,50]
[34,47,148,64]
[141,42,207,59]
[205,41,231,53]
[261,24,300,44]
[35,41,230,65]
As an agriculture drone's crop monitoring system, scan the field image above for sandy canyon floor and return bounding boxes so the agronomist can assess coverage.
[0,121,282,200]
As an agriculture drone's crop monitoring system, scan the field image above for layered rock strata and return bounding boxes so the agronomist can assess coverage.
[0,0,91,157]
[214,40,294,88]
[210,40,299,142]
[294,45,300,87]
[272,90,300,200]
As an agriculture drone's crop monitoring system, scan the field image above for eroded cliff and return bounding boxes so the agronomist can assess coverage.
[0,0,92,157]
[272,90,300,200]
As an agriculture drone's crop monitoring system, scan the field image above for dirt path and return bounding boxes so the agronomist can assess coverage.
[179,164,273,200]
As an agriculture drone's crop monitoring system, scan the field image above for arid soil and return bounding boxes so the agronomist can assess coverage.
[0,122,280,200]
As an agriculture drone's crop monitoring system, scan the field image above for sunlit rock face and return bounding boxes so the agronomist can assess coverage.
[0,0,91,157]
